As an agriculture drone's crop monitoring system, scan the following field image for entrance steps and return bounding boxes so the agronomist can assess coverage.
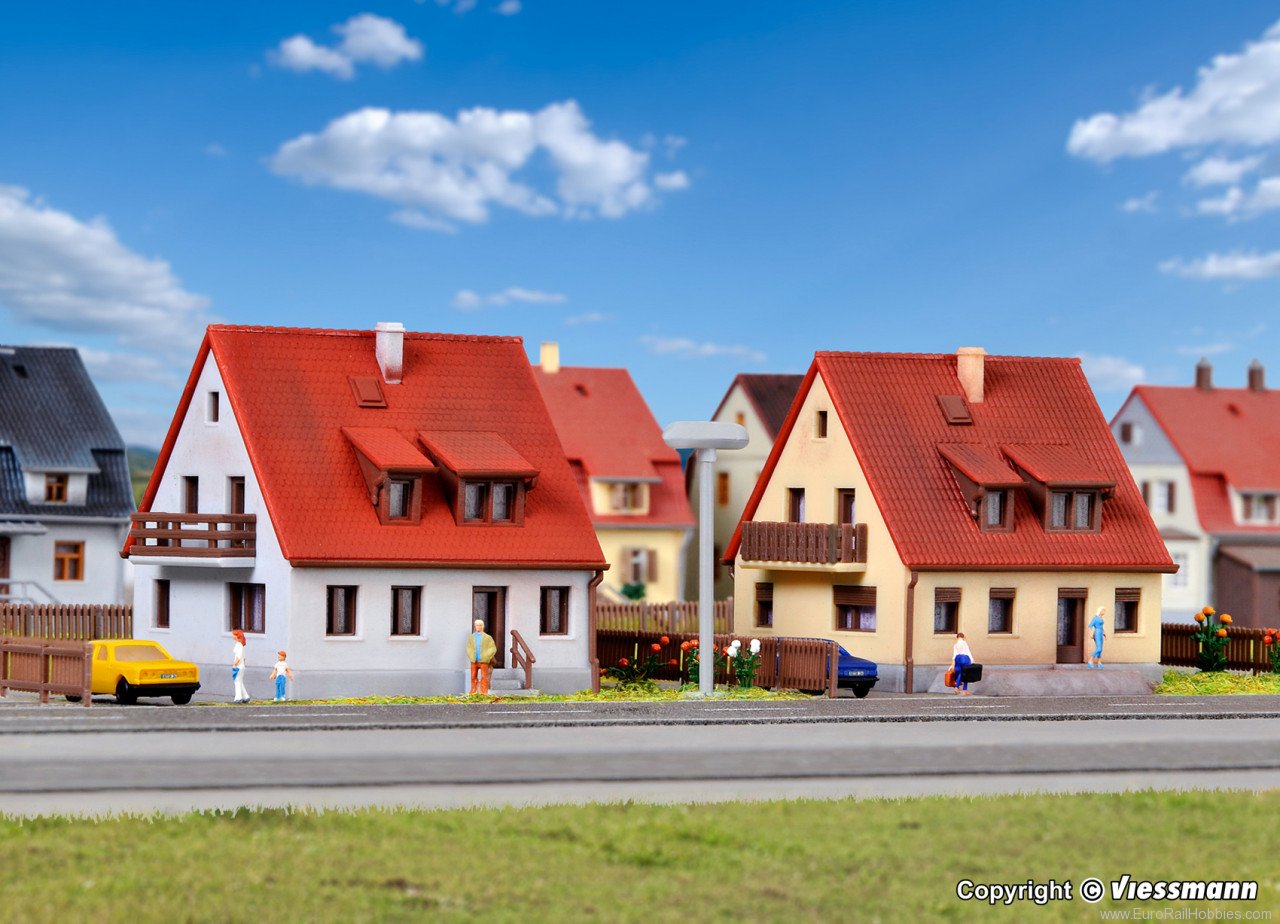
[486,669,540,697]
[926,664,1158,696]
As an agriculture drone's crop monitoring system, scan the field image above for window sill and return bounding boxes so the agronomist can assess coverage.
[833,629,876,634]
[323,635,364,642]
[388,635,428,642]
[986,633,1019,639]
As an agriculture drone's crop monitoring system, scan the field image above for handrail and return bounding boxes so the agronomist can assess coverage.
[125,512,257,558]
[509,629,536,690]
[0,581,60,605]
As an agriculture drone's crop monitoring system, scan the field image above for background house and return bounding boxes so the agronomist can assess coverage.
[1111,358,1280,627]
[125,324,606,697]
[687,373,803,600]
[726,347,1174,691]
[0,346,133,606]
[533,342,693,602]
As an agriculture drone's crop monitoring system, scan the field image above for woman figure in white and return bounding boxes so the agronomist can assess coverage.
[952,632,974,696]
[231,629,250,703]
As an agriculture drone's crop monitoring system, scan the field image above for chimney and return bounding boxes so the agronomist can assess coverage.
[1248,358,1266,392]
[1195,357,1213,391]
[956,346,986,404]
[375,321,404,384]
[540,341,560,374]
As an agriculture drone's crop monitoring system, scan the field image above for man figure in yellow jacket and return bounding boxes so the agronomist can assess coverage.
[467,618,498,695]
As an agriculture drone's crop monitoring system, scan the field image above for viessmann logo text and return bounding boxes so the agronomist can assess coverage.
[956,876,1260,906]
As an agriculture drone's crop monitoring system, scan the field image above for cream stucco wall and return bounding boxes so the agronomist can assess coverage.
[597,525,690,602]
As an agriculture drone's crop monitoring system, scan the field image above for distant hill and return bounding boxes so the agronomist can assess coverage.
[127,446,159,506]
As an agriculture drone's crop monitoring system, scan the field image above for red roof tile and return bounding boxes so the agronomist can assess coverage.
[727,352,1172,571]
[342,428,435,471]
[937,443,1023,487]
[1001,443,1116,486]
[1131,384,1280,535]
[133,326,605,568]
[713,374,805,439]
[418,430,537,478]
[533,365,693,528]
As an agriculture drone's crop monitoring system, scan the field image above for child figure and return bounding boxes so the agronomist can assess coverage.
[268,650,294,702]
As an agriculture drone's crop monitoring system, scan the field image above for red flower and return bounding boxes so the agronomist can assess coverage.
[680,641,692,651]
[667,659,678,666]
[619,658,629,667]
[660,635,670,645]
[599,668,607,675]
[1265,636,1274,646]
[651,643,662,653]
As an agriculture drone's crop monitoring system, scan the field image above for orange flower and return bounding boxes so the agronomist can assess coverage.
[680,641,692,651]
[651,643,662,653]
[1220,614,1233,625]
[619,658,629,667]
[660,635,670,645]
[1265,636,1274,646]
[599,668,607,675]
[1193,613,1206,623]
[1216,628,1228,638]
[1202,606,1215,616]
[667,659,678,666]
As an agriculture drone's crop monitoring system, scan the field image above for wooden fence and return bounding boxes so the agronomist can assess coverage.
[1161,623,1273,674]
[0,603,132,641]
[595,599,733,634]
[597,629,839,697]
[0,636,92,706]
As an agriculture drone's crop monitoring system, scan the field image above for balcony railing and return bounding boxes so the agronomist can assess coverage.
[125,513,256,560]
[740,521,867,565]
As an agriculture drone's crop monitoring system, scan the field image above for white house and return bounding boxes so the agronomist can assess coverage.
[124,323,607,698]
[1,346,133,606]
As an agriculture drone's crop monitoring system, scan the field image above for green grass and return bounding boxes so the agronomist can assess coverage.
[2,791,1277,922]
[207,686,811,706]
[1155,668,1280,695]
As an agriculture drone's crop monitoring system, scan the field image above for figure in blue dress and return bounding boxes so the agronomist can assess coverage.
[1087,607,1106,669]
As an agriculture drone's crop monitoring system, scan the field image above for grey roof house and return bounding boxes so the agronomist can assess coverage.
[0,346,134,604]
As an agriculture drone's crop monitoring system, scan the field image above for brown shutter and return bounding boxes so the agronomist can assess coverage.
[989,587,1016,600]
[755,582,773,602]
[1141,481,1150,507]
[833,585,876,607]
[620,547,634,582]
[1115,588,1141,603]
[1167,482,1175,513]
[646,549,658,582]
[1058,587,1087,599]
[934,587,961,604]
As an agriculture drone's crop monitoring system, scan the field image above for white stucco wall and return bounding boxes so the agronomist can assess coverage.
[7,522,127,604]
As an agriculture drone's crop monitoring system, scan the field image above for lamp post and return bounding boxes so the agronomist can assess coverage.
[662,421,749,696]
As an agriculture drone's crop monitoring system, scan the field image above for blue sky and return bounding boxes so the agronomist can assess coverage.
[3,1,1280,446]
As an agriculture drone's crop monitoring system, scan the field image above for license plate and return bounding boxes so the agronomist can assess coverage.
[161,673,177,679]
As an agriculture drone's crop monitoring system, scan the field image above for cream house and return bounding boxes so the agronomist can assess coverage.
[726,348,1174,692]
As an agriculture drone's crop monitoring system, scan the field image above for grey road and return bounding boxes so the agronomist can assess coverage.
[1,713,1278,815]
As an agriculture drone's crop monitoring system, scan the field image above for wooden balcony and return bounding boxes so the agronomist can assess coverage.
[124,513,256,567]
[739,521,867,570]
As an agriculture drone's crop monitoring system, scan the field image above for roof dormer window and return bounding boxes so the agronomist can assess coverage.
[44,473,68,503]
[388,478,414,520]
[462,480,522,524]
[1242,493,1277,524]
[1048,490,1100,532]
[981,488,1014,532]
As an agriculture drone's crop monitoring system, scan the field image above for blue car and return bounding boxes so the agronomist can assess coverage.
[836,645,879,698]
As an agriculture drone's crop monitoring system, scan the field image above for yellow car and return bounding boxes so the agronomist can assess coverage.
[82,640,201,705]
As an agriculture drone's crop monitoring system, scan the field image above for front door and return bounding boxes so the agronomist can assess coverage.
[1056,592,1085,663]
[0,536,9,599]
[471,587,507,668]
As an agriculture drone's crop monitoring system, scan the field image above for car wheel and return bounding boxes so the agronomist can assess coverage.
[116,679,137,705]
[64,694,82,703]
[852,685,871,699]
[171,692,193,706]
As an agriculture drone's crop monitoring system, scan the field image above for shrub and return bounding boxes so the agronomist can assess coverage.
[1190,606,1231,672]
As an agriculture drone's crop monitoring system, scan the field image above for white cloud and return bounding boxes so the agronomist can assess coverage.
[269,100,688,225]
[654,170,691,191]
[1160,250,1280,280]
[639,335,766,364]
[0,185,211,354]
[496,0,521,14]
[1068,20,1280,162]
[1120,191,1159,213]
[565,311,608,325]
[1077,353,1146,393]
[269,14,423,80]
[1183,154,1264,187]
[1194,175,1280,218]
[435,0,479,13]
[389,209,458,234]
[452,286,567,310]
[1175,342,1233,356]
[204,143,229,158]
[74,346,186,388]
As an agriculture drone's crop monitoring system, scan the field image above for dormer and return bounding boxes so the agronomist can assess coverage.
[1002,443,1116,533]
[342,427,436,525]
[418,430,539,526]
[937,444,1021,532]
[1235,489,1279,526]
[590,479,655,516]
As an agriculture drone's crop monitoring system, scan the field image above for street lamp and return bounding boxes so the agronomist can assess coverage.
[663,421,749,696]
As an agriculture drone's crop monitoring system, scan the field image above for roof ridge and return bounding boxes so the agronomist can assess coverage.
[206,324,522,344]
[814,351,1082,363]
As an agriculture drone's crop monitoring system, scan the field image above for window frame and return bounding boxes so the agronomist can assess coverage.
[44,474,68,503]
[539,586,570,636]
[154,579,171,630]
[207,390,220,423]
[459,479,525,525]
[979,488,1015,533]
[228,582,266,634]
[390,585,423,637]
[1114,588,1140,633]
[716,471,730,506]
[53,541,84,581]
[325,585,358,637]
[988,588,1015,634]
[1046,489,1101,533]
[833,585,876,632]
[755,582,774,629]
[787,488,806,523]
[815,410,828,439]
[933,587,960,634]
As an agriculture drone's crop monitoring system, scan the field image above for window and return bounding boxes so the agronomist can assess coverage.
[326,585,358,636]
[207,391,220,423]
[1119,422,1136,444]
[1048,490,1099,531]
[610,483,644,512]
[934,588,960,633]
[988,588,1015,634]
[228,583,266,634]
[44,474,68,503]
[228,477,246,516]
[462,480,521,523]
[1243,493,1277,524]
[492,483,515,521]
[183,476,199,514]
[717,472,730,506]
[1152,481,1176,515]
[982,489,1013,531]
[540,586,570,635]
[53,542,84,581]
[815,410,828,438]
[787,488,805,523]
[1115,588,1140,633]
[625,547,657,584]
[755,582,774,628]
[391,586,422,636]
[734,412,746,427]
[837,489,856,525]
[155,579,171,629]
[834,585,876,632]
[389,479,414,520]
[1170,553,1189,589]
